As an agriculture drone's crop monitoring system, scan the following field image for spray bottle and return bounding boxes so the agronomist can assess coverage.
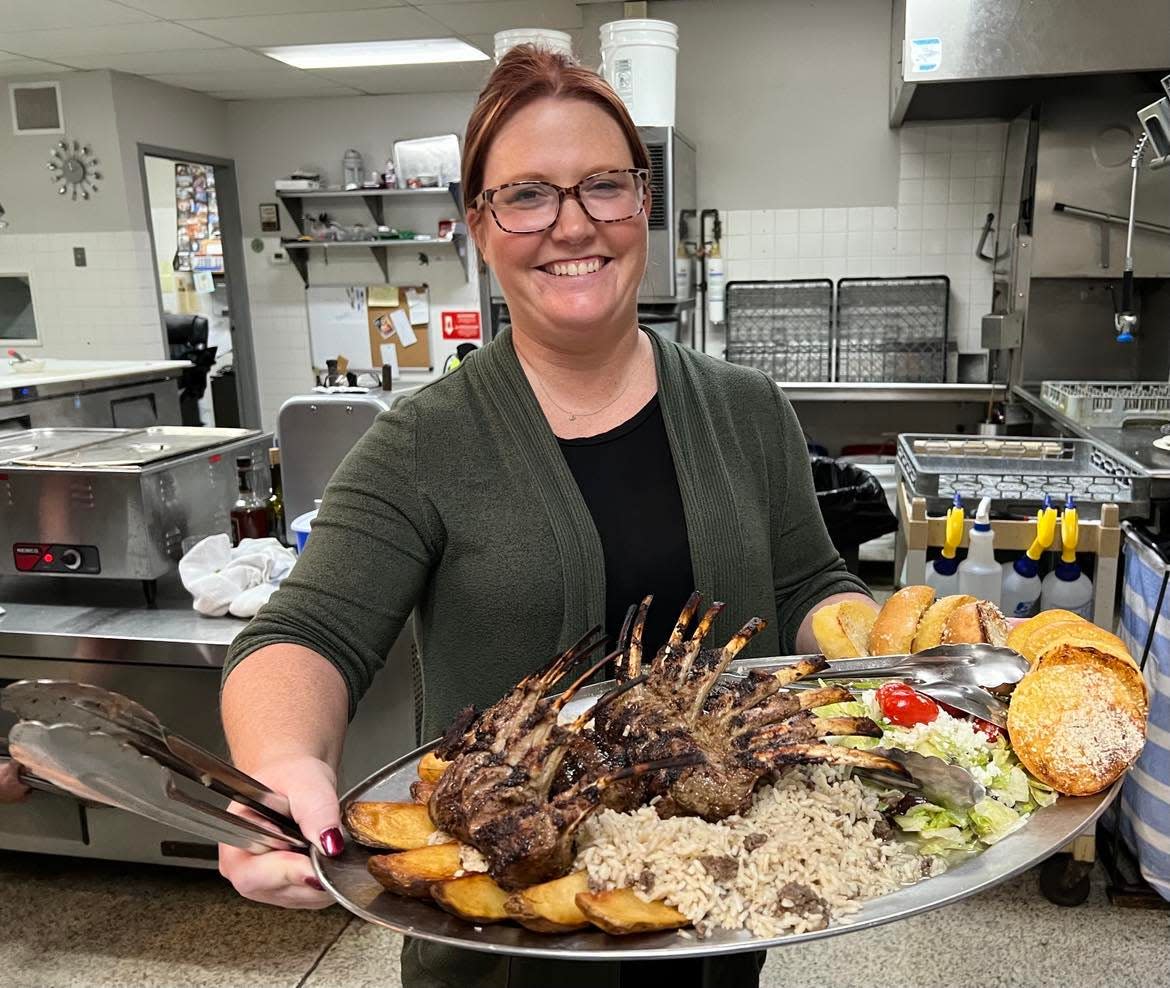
[1001,495,1057,618]
[1040,495,1094,618]
[958,496,1001,606]
[926,493,964,595]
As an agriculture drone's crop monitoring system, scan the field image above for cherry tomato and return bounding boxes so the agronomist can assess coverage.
[937,700,1002,741]
[875,682,939,727]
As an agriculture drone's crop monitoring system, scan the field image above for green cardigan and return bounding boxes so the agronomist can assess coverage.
[224,327,866,740]
[223,327,867,988]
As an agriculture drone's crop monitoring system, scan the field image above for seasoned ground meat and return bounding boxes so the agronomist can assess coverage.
[635,866,656,893]
[742,832,769,852]
[873,814,895,841]
[776,881,830,929]
[699,854,738,882]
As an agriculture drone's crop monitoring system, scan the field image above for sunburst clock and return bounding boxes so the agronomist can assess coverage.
[47,140,101,201]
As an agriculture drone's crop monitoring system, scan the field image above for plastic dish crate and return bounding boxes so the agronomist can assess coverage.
[725,280,832,382]
[1040,381,1170,427]
[836,277,949,383]
[895,433,1150,519]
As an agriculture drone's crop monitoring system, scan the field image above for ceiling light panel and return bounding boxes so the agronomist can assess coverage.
[263,39,489,69]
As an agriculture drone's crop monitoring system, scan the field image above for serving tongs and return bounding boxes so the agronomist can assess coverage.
[1,679,306,849]
[729,643,1028,728]
[8,721,306,854]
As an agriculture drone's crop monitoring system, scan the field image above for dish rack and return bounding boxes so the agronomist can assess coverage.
[1040,381,1170,427]
[836,277,949,383]
[895,433,1150,520]
[725,280,832,381]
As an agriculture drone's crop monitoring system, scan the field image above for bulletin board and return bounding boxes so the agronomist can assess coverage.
[307,284,432,372]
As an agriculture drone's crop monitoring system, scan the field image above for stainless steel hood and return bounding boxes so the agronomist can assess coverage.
[890,0,1170,125]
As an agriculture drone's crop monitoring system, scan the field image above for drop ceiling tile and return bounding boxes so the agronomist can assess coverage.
[179,7,448,47]
[2,22,230,59]
[148,67,317,91]
[314,60,493,94]
[0,56,76,77]
[417,0,584,34]
[116,0,402,16]
[64,48,286,74]
[210,83,364,100]
[0,0,159,31]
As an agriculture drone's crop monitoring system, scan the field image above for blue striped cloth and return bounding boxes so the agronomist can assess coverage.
[1117,532,1170,901]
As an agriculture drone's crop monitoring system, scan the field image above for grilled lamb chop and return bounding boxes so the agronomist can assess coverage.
[591,593,907,821]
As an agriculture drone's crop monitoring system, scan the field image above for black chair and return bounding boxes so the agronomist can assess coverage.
[165,313,217,426]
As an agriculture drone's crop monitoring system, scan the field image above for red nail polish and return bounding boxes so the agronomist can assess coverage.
[305,875,325,891]
[320,827,345,857]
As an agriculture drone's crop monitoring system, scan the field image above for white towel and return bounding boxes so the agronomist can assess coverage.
[178,534,297,618]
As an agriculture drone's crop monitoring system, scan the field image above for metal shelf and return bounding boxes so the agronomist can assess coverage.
[274,182,467,286]
[280,235,468,287]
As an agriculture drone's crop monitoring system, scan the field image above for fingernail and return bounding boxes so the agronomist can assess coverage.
[320,827,345,857]
[305,876,325,891]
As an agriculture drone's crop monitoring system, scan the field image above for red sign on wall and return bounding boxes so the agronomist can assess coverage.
[441,310,482,340]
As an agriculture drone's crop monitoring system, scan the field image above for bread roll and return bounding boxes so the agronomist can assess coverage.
[1005,609,1081,660]
[1009,615,1133,668]
[811,601,877,659]
[941,600,1010,646]
[869,586,935,655]
[912,594,976,652]
[1008,644,1147,795]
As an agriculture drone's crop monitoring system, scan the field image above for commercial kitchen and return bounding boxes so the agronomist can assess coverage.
[1,1,1169,985]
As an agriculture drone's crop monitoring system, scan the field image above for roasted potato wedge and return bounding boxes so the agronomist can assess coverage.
[344,800,437,850]
[368,842,462,898]
[504,871,591,933]
[410,780,437,805]
[418,750,452,783]
[575,888,689,935]
[431,874,511,924]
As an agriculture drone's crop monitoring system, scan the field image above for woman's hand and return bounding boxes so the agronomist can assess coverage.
[218,754,345,909]
[0,759,29,803]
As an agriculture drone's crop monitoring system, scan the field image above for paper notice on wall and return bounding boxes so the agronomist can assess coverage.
[405,287,429,323]
[380,343,400,376]
[368,285,401,307]
[193,270,215,294]
[390,308,418,347]
[909,37,941,73]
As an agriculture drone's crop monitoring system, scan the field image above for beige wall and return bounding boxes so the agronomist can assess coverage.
[0,71,130,232]
[658,0,901,209]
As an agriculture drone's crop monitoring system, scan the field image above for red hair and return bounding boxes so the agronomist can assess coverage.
[461,45,650,211]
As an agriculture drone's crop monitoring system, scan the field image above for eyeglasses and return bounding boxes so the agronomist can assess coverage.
[476,168,649,234]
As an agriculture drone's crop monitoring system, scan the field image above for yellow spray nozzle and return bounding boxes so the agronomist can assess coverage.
[1060,503,1079,563]
[942,503,965,559]
[1026,506,1058,561]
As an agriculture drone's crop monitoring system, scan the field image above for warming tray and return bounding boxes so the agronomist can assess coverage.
[7,426,256,468]
[0,428,125,464]
[315,674,1121,961]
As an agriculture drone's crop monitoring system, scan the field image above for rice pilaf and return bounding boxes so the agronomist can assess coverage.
[576,765,943,937]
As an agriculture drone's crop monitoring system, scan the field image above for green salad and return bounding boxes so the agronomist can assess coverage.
[816,687,1057,856]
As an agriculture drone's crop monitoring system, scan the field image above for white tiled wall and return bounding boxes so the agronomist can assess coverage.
[0,231,164,360]
[720,121,1006,355]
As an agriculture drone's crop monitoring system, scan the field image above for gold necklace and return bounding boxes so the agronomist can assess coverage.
[520,352,637,422]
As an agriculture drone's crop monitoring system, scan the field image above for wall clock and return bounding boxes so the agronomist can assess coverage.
[47,140,101,201]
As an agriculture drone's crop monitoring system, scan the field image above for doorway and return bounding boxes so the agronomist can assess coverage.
[139,146,261,428]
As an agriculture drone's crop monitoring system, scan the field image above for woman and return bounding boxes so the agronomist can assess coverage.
[219,46,877,987]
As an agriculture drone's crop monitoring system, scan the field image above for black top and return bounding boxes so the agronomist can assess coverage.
[559,395,695,659]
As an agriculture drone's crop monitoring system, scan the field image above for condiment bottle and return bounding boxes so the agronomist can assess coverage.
[230,454,270,545]
[1040,495,1094,619]
[926,493,964,595]
[1001,495,1057,618]
[266,447,287,546]
[958,496,1001,606]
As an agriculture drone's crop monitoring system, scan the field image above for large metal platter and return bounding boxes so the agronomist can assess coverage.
[314,677,1121,960]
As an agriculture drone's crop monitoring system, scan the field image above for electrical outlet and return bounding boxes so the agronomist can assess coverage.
[72,246,87,267]
[270,248,289,265]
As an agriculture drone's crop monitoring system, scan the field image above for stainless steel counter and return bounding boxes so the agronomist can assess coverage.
[780,381,1007,403]
[1013,386,1170,488]
[0,574,417,867]
[0,576,245,667]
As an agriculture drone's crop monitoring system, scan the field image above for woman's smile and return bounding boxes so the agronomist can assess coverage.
[534,255,613,279]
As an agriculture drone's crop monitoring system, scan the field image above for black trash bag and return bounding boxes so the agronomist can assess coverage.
[809,457,898,572]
